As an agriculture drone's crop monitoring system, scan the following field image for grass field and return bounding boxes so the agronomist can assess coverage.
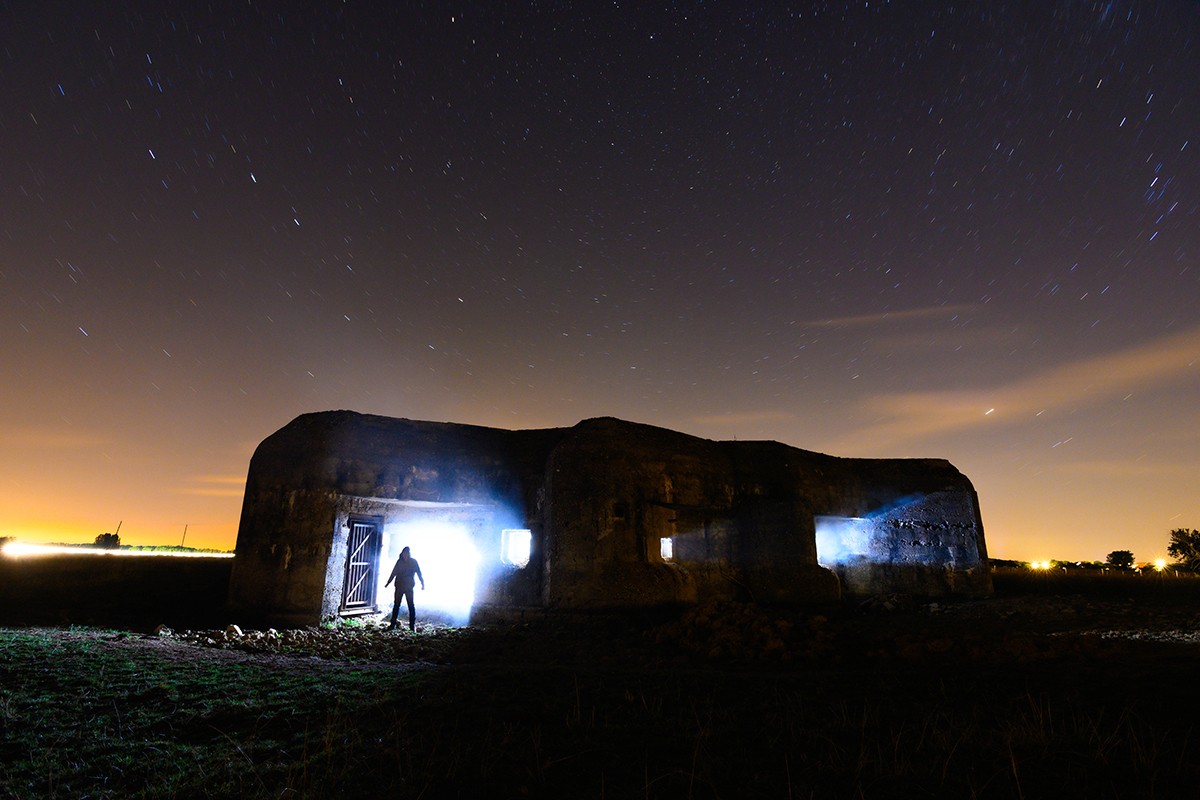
[3,569,1200,798]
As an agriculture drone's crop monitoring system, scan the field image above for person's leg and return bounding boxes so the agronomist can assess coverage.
[388,590,401,629]
[405,589,416,631]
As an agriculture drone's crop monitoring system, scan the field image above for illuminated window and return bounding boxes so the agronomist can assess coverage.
[660,537,673,561]
[501,528,532,568]
[814,516,871,566]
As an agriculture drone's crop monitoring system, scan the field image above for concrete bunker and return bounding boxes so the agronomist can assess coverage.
[228,412,991,626]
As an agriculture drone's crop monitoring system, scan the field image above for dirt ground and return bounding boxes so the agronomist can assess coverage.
[6,583,1200,799]
[16,586,1200,675]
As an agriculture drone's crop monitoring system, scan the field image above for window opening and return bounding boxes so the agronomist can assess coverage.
[814,516,871,566]
[660,537,674,561]
[501,528,532,568]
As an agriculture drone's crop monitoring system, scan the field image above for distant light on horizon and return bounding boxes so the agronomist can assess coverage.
[0,541,234,558]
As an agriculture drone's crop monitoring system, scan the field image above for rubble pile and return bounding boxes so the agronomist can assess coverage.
[154,620,466,662]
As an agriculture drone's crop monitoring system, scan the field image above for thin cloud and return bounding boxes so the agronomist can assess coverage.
[180,488,246,498]
[1046,459,1193,479]
[841,326,1200,450]
[176,475,246,498]
[801,304,978,329]
[691,411,797,427]
[191,475,246,485]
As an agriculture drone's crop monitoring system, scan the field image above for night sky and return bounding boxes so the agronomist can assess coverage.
[3,2,1198,561]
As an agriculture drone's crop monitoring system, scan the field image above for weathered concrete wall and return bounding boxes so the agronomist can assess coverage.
[230,411,990,625]
[543,419,842,608]
[229,412,567,625]
[228,487,340,627]
[808,460,991,597]
[544,418,709,608]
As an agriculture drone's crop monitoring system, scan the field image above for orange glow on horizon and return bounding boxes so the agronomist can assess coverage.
[1,541,233,558]
[1,518,239,552]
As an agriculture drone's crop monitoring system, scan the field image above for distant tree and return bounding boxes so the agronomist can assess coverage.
[1166,528,1200,571]
[94,532,121,549]
[1105,550,1135,569]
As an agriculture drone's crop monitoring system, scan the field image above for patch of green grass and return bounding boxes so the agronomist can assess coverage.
[0,629,407,798]
[4,616,1200,799]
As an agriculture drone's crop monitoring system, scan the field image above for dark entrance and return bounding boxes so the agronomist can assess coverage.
[341,516,382,614]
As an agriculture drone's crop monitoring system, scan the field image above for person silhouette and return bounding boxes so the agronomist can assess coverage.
[384,546,425,631]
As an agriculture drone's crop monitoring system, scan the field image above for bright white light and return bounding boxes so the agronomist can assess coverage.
[0,541,232,558]
[381,520,481,624]
[815,516,871,566]
[659,537,673,561]
[1154,558,1167,571]
[501,528,531,568]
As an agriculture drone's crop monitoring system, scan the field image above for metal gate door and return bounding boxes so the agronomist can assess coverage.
[341,517,381,613]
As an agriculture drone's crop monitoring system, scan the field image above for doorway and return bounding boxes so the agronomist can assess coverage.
[341,516,382,614]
